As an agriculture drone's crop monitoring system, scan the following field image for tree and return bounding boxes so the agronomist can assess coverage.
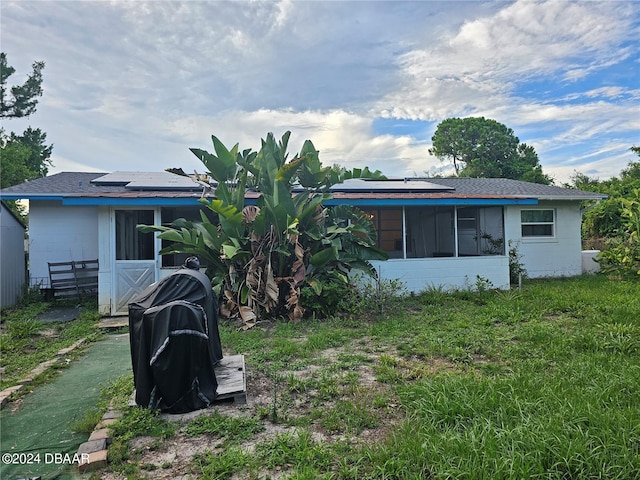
[1,52,45,118]
[140,132,388,328]
[0,53,52,219]
[0,128,53,188]
[429,117,552,184]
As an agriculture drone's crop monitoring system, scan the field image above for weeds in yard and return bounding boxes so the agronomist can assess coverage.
[184,411,264,444]
[106,404,177,477]
[0,301,103,389]
[102,275,640,480]
[192,447,252,479]
[110,407,176,442]
[71,406,104,434]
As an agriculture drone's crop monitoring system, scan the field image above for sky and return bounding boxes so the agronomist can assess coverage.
[1,0,639,184]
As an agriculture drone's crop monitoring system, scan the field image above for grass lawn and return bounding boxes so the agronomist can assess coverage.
[0,300,103,391]
[48,276,640,478]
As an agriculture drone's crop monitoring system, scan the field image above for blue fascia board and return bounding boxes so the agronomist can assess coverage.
[323,198,538,207]
[0,194,65,202]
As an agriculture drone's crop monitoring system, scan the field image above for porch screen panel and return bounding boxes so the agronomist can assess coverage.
[480,207,505,254]
[405,207,454,258]
[160,206,217,267]
[362,208,403,258]
[115,210,154,260]
[379,209,403,257]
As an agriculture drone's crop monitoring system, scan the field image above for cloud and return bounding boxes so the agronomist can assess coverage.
[2,0,638,185]
[377,0,636,120]
[164,109,435,177]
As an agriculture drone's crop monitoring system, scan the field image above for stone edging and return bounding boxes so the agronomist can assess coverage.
[77,409,121,473]
[0,338,86,409]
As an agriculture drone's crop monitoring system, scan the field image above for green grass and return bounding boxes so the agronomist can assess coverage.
[0,300,103,389]
[107,275,640,479]
[183,411,264,445]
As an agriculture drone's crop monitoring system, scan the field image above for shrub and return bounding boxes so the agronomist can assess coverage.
[597,190,640,277]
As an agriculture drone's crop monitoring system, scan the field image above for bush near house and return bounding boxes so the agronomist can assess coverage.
[569,148,640,277]
[140,132,387,328]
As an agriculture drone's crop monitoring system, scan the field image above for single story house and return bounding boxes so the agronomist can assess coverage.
[0,201,27,308]
[0,171,605,316]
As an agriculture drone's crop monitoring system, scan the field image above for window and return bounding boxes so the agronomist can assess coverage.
[521,209,554,237]
[115,210,154,260]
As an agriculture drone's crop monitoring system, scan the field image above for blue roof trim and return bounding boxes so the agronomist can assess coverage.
[0,195,65,202]
[324,198,538,206]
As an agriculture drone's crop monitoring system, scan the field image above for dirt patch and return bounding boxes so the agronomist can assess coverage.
[101,338,411,479]
[38,328,60,338]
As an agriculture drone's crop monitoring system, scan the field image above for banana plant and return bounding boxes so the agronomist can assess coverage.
[139,132,387,328]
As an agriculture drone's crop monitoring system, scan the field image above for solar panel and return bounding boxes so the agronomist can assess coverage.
[331,178,455,192]
[91,172,202,190]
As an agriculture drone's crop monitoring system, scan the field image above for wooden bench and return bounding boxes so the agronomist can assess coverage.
[47,259,99,299]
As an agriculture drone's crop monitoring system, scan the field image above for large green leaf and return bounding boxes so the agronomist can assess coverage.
[309,247,339,268]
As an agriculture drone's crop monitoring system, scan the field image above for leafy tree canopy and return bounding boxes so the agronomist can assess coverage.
[0,53,52,220]
[429,117,552,184]
[1,52,45,119]
[1,128,53,187]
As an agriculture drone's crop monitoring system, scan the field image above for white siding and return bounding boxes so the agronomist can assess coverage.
[0,204,26,307]
[98,206,112,315]
[370,255,510,292]
[504,201,583,278]
[28,201,99,287]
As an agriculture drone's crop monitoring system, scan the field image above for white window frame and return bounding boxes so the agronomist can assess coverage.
[520,208,556,240]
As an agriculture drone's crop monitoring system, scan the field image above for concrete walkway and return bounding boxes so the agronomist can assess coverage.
[0,333,131,480]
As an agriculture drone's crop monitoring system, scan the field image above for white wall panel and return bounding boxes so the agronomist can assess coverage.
[369,256,510,292]
[505,201,583,278]
[28,201,99,287]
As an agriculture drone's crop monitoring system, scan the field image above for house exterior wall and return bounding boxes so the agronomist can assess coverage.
[28,201,99,287]
[1,204,26,307]
[504,201,583,278]
[370,255,510,292]
[27,197,585,314]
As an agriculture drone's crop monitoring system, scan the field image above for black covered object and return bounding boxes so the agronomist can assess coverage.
[128,268,223,413]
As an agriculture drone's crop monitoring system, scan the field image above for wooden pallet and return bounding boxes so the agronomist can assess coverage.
[130,354,247,408]
[214,354,247,405]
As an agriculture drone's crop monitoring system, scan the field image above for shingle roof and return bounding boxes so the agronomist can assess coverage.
[0,172,114,195]
[0,171,606,202]
[413,177,606,200]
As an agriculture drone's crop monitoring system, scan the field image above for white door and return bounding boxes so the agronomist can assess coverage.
[112,209,158,314]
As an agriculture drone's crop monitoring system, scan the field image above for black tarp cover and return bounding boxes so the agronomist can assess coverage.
[128,268,223,413]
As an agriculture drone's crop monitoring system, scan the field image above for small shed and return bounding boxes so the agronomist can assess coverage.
[0,202,27,308]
